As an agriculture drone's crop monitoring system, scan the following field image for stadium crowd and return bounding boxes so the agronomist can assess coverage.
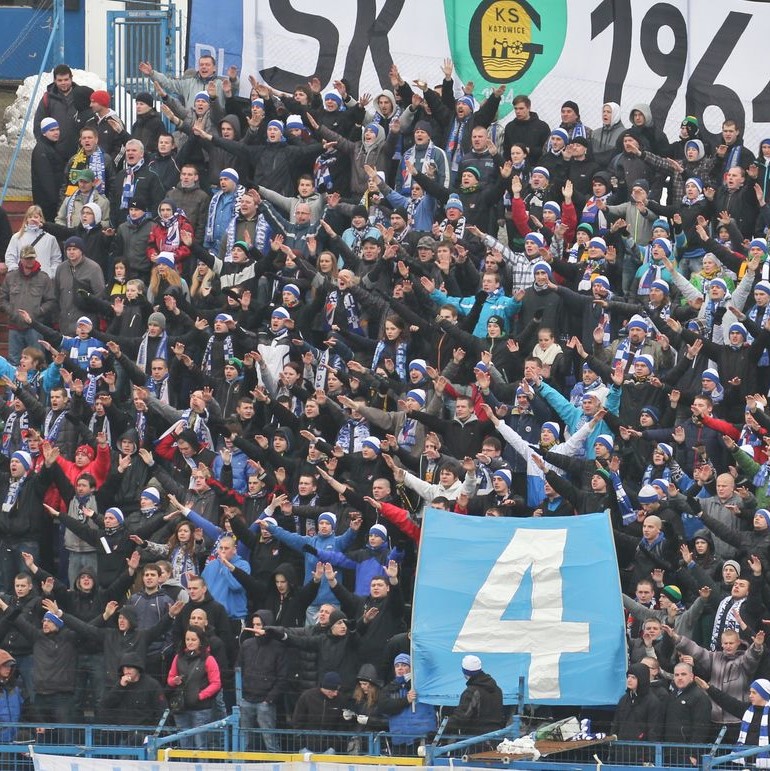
[1,51,770,755]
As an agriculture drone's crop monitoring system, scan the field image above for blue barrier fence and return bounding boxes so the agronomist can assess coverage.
[0,718,761,769]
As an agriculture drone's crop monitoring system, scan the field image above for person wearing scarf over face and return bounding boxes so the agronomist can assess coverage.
[698,676,770,751]
[147,199,194,278]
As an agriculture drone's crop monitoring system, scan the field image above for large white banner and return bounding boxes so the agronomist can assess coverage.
[189,0,770,151]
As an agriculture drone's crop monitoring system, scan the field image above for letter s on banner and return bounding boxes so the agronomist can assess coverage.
[411,510,626,706]
[453,528,589,700]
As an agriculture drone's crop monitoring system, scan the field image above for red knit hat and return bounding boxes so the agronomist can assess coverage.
[91,90,110,108]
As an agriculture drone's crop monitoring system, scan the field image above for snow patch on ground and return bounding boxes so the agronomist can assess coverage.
[0,69,106,148]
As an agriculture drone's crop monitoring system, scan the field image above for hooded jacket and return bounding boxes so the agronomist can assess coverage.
[445,669,505,735]
[0,648,23,738]
[611,663,661,740]
[317,123,390,196]
[591,103,625,166]
[100,652,167,725]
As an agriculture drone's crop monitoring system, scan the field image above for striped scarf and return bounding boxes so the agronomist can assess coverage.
[710,596,744,650]
[738,704,770,758]
[89,148,107,195]
[205,185,244,249]
[1,410,28,456]
[610,469,635,525]
[612,337,638,371]
[372,340,407,381]
[137,331,168,371]
[748,303,770,366]
[201,333,234,375]
[314,149,337,192]
[401,141,436,193]
[439,216,465,240]
[446,115,470,172]
[3,476,25,508]
[44,409,68,442]
[159,211,182,250]
[89,411,111,449]
[324,290,364,335]
[146,375,169,405]
[120,159,145,209]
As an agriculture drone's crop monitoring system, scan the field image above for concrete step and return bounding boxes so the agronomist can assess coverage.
[4,196,32,232]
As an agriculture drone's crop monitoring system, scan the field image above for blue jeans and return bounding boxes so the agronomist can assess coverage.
[174,708,214,749]
[0,540,39,593]
[8,328,41,366]
[240,699,279,752]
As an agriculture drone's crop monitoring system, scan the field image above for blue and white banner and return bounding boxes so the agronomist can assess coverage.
[411,510,626,706]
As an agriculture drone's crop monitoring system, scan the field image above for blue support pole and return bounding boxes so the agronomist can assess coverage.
[54,0,64,63]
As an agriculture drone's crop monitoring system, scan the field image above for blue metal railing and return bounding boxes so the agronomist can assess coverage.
[0,718,760,768]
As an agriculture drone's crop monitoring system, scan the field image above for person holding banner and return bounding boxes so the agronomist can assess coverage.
[444,654,505,738]
[378,653,436,754]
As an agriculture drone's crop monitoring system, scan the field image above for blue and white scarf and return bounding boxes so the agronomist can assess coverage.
[610,469,635,526]
[137,331,168,372]
[120,159,145,209]
[180,408,213,449]
[135,411,147,444]
[612,337,639,370]
[83,372,103,405]
[710,595,744,650]
[3,476,26,508]
[748,304,770,366]
[397,416,418,450]
[738,704,770,758]
[44,409,68,442]
[1,410,28,456]
[337,418,370,455]
[201,333,234,375]
[314,149,337,192]
[205,185,244,250]
[372,340,407,381]
[88,148,107,195]
[446,116,470,172]
[324,290,364,336]
[400,142,436,193]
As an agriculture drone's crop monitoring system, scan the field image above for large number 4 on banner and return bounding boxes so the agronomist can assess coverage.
[453,529,589,700]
